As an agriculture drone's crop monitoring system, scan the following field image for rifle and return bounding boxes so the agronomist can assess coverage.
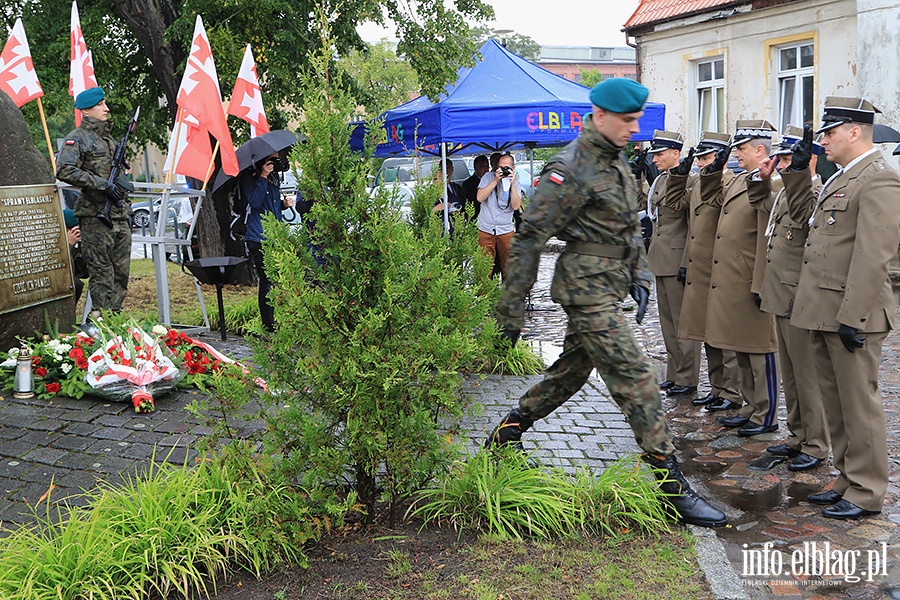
[98,107,140,228]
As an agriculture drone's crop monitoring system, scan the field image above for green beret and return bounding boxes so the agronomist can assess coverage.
[63,209,78,229]
[74,86,105,110]
[589,78,649,114]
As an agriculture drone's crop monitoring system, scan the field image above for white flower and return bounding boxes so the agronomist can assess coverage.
[61,363,72,374]
[152,325,168,336]
[7,348,19,358]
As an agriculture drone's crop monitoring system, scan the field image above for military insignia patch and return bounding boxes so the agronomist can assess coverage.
[548,172,565,185]
[64,140,75,145]
[833,193,845,197]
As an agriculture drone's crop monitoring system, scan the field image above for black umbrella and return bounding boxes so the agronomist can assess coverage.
[212,129,302,192]
[893,143,899,156]
[873,123,900,144]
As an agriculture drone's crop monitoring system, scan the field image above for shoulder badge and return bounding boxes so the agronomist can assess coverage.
[547,172,565,185]
[64,140,75,145]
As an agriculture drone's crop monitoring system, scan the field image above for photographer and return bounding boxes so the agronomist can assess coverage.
[476,152,522,280]
[241,153,295,333]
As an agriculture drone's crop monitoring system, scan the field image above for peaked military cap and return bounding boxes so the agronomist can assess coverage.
[694,131,732,157]
[648,130,684,153]
[773,125,825,156]
[589,78,649,114]
[74,86,105,110]
[816,96,881,133]
[731,119,776,147]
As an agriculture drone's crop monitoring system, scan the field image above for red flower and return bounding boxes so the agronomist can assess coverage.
[34,367,48,377]
[69,348,85,360]
[31,355,41,366]
[76,357,89,370]
[44,382,61,394]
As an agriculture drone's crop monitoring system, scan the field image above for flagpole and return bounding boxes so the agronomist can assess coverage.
[36,97,57,174]
[201,141,220,192]
[165,107,186,186]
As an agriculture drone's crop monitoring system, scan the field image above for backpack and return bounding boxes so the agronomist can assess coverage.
[229,182,250,242]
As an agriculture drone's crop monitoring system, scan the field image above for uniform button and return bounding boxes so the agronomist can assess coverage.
[767,259,771,263]
[716,234,721,239]
[691,235,695,240]
[841,283,845,289]
[711,284,717,289]
[723,209,729,214]
[713,260,718,264]
[804,260,808,264]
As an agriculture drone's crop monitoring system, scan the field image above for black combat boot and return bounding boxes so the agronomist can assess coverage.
[484,408,534,450]
[643,454,728,528]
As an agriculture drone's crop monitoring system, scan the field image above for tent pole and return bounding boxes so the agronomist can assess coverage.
[441,144,449,236]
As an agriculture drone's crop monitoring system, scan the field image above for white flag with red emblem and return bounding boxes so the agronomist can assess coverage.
[163,111,214,181]
[69,1,98,125]
[174,15,239,177]
[227,44,269,138]
[0,18,44,108]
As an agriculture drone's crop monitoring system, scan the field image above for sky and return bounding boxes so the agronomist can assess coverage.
[356,0,642,48]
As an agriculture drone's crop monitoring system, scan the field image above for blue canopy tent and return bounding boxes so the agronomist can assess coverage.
[352,39,665,157]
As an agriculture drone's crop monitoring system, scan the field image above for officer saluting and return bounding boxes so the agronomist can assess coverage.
[788,97,900,519]
[487,78,727,528]
[56,87,133,320]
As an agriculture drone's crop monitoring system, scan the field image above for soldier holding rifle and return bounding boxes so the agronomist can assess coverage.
[57,87,135,320]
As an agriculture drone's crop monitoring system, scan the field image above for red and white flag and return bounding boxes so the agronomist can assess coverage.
[0,18,43,108]
[227,44,269,137]
[174,15,239,177]
[163,110,214,181]
[69,1,98,125]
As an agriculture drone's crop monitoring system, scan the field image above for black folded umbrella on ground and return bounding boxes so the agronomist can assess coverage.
[211,129,303,192]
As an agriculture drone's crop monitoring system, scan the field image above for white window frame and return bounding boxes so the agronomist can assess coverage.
[695,57,725,137]
[776,41,815,131]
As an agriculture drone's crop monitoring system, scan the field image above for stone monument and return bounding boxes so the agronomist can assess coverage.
[0,91,75,349]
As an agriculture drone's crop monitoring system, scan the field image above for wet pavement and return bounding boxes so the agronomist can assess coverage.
[1,247,899,599]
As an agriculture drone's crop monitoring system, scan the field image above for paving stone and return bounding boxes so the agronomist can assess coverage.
[715,449,745,459]
[23,447,69,466]
[764,524,815,540]
[765,511,798,525]
[845,523,894,542]
[50,435,95,451]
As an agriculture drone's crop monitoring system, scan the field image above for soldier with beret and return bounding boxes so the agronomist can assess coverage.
[703,120,779,438]
[667,132,743,411]
[486,78,727,528]
[788,97,900,519]
[747,125,830,471]
[645,130,701,398]
[56,87,132,320]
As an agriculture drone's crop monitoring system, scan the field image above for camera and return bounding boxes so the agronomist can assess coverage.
[270,156,289,172]
[500,165,513,177]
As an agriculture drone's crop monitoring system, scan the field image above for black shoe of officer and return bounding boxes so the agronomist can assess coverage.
[643,454,728,528]
[485,408,534,450]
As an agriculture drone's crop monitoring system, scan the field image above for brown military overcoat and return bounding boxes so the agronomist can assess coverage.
[646,171,691,276]
[702,171,777,353]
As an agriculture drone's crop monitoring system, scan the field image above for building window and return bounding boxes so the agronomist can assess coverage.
[777,42,814,130]
[696,58,725,136]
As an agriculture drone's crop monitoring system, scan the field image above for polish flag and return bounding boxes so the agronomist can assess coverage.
[174,16,239,177]
[0,18,44,108]
[69,1,98,125]
[227,44,269,137]
[163,110,214,181]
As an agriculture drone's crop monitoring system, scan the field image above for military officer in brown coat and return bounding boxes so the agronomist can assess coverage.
[669,132,742,410]
[702,120,779,437]
[747,126,830,471]
[645,130,701,396]
[789,97,900,519]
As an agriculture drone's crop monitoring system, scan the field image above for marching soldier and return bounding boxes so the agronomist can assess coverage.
[56,87,132,318]
[486,78,727,528]
[645,130,701,397]
[789,97,900,519]
[747,125,829,471]
[667,132,743,410]
[702,120,779,437]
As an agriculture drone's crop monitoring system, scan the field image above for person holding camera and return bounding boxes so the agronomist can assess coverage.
[241,153,295,333]
[476,153,522,280]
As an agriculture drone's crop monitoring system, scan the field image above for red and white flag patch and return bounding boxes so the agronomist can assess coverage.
[547,172,565,185]
[64,140,75,145]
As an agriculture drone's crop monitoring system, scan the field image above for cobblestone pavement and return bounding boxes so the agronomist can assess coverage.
[1,249,898,599]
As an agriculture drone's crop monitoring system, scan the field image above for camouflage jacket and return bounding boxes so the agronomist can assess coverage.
[496,115,652,330]
[56,116,129,220]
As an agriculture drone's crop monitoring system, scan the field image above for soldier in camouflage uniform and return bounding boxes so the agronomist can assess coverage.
[486,78,727,528]
[56,87,132,316]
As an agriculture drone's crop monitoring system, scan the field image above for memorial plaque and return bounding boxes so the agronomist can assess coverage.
[0,184,73,315]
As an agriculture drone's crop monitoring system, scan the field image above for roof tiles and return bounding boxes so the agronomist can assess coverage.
[625,0,743,29]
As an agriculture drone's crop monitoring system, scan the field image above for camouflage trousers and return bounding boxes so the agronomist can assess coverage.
[81,216,131,311]
[518,303,675,456]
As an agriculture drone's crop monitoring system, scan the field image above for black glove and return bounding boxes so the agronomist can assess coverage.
[676,267,687,285]
[837,324,865,353]
[785,124,814,173]
[105,182,125,203]
[753,293,762,308]
[704,147,730,174]
[630,148,649,180]
[501,327,520,346]
[630,285,650,324]
[672,147,696,177]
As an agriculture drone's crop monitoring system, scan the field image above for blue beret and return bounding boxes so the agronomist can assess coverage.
[74,87,105,110]
[589,78,649,114]
[63,209,78,229]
